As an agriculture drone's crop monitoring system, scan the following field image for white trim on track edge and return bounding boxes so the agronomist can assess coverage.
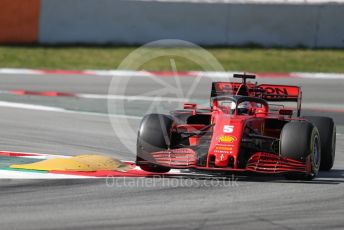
[0,101,66,112]
[0,101,142,119]
[0,68,344,79]
[0,170,95,179]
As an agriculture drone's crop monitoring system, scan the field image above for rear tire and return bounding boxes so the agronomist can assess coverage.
[280,121,321,180]
[136,114,173,173]
[304,116,336,171]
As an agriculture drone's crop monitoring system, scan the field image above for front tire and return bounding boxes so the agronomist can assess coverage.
[280,121,321,180]
[304,116,336,171]
[136,114,173,173]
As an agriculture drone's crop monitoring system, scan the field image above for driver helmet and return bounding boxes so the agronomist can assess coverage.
[219,101,236,114]
[230,101,236,111]
[238,101,253,115]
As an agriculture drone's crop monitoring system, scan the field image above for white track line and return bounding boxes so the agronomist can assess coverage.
[291,72,344,79]
[0,90,193,103]
[0,68,344,79]
[0,170,95,179]
[0,101,66,112]
[0,68,42,75]
[0,153,68,160]
[0,101,141,119]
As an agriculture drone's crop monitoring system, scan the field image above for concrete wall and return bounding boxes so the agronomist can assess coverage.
[1,0,343,47]
[39,0,229,45]
[38,0,344,48]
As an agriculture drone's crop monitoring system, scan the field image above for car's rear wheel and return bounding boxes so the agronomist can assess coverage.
[280,121,321,180]
[303,116,336,171]
[136,114,173,173]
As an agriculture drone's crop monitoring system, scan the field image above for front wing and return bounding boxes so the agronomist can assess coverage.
[140,148,309,174]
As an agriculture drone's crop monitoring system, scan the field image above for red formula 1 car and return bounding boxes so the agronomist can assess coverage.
[136,74,336,180]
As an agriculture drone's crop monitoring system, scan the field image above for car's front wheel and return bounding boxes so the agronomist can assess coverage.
[136,114,173,173]
[304,116,336,171]
[280,121,321,180]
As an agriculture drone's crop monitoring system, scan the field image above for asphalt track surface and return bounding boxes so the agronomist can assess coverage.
[0,74,343,230]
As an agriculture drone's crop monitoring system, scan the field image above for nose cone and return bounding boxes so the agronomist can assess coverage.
[209,115,245,168]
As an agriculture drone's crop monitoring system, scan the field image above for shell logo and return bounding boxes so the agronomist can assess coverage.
[217,135,237,143]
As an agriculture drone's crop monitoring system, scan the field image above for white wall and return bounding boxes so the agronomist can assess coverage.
[39,0,344,48]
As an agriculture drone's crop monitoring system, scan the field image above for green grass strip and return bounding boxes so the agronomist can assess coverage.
[1,46,344,73]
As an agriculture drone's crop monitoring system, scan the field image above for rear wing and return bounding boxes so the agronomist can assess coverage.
[211,82,302,116]
[258,84,300,102]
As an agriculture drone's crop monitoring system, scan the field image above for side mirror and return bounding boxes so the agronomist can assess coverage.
[184,103,197,110]
[184,103,197,115]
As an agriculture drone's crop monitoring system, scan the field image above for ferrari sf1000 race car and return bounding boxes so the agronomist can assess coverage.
[136,74,336,180]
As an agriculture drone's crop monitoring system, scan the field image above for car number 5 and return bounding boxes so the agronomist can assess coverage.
[224,125,234,133]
